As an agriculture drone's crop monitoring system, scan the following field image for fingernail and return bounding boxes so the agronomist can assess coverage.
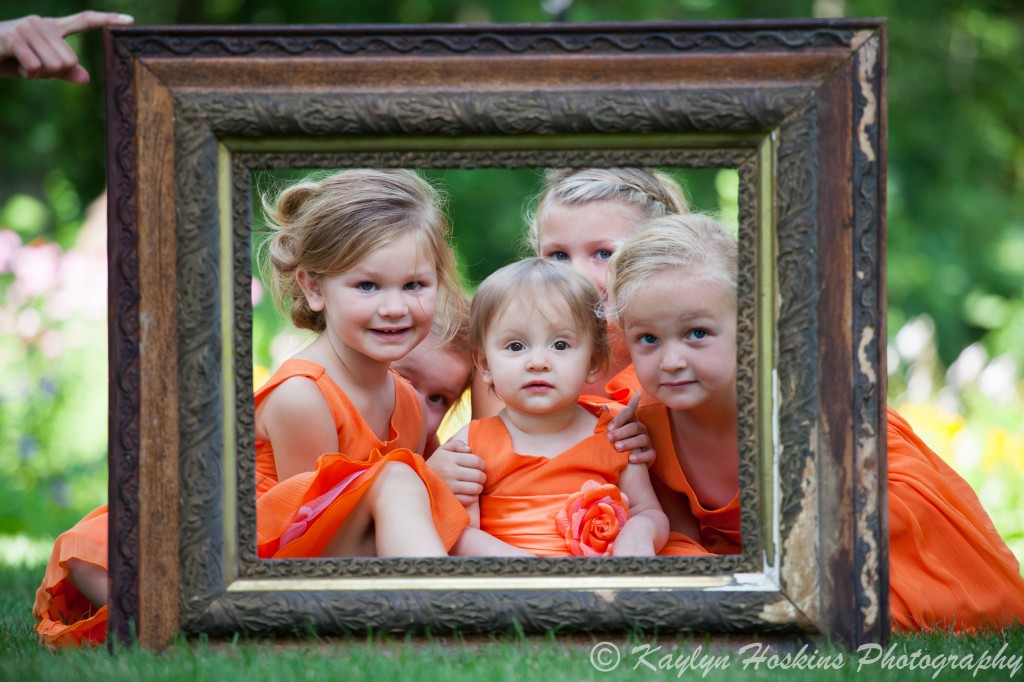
[118,14,135,23]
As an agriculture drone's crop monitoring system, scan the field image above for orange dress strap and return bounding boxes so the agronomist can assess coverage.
[255,359,467,557]
[639,402,741,555]
[887,406,1024,631]
[34,504,109,649]
[471,405,630,556]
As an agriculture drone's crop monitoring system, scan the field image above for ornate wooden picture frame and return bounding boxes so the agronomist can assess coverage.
[104,20,887,650]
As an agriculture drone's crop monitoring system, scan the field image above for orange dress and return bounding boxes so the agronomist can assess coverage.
[639,402,741,556]
[255,359,468,558]
[470,405,631,556]
[580,363,641,409]
[33,505,109,648]
[887,407,1024,631]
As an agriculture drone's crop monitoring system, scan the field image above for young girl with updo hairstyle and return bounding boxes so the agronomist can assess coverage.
[253,168,468,559]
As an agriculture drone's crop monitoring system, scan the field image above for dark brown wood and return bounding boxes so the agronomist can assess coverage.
[105,20,887,650]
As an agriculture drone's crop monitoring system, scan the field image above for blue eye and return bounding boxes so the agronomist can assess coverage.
[547,251,569,261]
[638,333,658,345]
[689,329,709,341]
[357,282,377,292]
[403,281,423,291]
[595,249,613,260]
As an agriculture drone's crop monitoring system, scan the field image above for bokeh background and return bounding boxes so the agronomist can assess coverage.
[1,0,1021,571]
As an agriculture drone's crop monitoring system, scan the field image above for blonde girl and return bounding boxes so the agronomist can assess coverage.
[450,258,668,557]
[606,213,738,556]
[609,213,1024,627]
[254,168,468,559]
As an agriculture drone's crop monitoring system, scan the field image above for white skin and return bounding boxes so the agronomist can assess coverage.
[254,233,449,557]
[392,337,488,505]
[538,199,646,397]
[392,336,472,455]
[0,12,133,82]
[450,297,669,557]
[622,268,739,537]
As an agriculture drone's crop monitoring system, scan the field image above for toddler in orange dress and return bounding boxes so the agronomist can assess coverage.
[449,257,669,557]
[607,212,1024,630]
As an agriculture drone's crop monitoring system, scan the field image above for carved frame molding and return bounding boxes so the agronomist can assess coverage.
[105,20,887,649]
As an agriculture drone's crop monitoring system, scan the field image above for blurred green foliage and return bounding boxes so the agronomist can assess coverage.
[1,0,1021,542]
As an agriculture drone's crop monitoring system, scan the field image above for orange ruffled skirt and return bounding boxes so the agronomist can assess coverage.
[258,448,468,558]
[33,505,109,648]
[888,408,1024,631]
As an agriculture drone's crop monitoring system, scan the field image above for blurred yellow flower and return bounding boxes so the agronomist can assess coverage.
[253,364,270,392]
[982,427,1024,475]
[895,403,966,461]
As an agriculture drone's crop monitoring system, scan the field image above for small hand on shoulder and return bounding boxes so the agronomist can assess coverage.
[607,392,656,466]
[427,435,486,506]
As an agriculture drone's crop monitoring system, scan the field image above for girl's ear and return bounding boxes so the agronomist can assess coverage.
[472,348,493,386]
[295,268,325,312]
[586,357,601,385]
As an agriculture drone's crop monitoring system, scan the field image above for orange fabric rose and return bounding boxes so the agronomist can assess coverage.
[555,480,630,556]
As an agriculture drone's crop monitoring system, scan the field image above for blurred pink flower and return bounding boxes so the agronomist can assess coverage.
[49,249,107,321]
[12,241,61,298]
[252,277,264,306]
[0,229,21,273]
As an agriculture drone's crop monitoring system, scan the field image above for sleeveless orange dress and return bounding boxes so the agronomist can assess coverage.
[638,402,741,556]
[470,405,631,556]
[887,407,1024,631]
[33,504,109,648]
[255,359,468,558]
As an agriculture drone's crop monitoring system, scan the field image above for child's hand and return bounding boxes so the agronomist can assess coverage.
[0,12,134,82]
[426,438,486,506]
[607,393,655,466]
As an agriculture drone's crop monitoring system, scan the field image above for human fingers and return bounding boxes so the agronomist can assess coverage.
[451,480,484,497]
[441,438,473,453]
[610,392,643,430]
[55,10,134,37]
[455,452,486,474]
[628,445,656,466]
[9,17,77,79]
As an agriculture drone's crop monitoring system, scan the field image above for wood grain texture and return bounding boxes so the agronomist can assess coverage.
[105,20,887,650]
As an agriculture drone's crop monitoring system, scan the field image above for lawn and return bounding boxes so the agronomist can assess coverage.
[4,562,1022,682]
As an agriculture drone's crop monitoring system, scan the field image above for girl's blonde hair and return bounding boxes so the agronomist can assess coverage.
[469,258,610,371]
[259,169,462,338]
[606,213,738,323]
[526,167,690,253]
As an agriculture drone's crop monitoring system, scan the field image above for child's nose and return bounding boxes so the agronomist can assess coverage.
[661,343,688,371]
[526,348,551,370]
[378,290,409,317]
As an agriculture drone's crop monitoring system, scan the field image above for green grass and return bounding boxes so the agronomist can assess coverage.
[4,562,1022,682]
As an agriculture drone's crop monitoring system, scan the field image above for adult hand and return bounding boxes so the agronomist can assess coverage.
[426,438,486,506]
[0,11,134,83]
[607,392,656,466]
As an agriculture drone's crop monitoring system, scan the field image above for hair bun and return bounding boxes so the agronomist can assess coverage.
[274,182,319,228]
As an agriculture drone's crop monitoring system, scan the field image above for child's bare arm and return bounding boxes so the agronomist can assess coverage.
[257,377,338,481]
[613,463,670,556]
[426,425,486,506]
